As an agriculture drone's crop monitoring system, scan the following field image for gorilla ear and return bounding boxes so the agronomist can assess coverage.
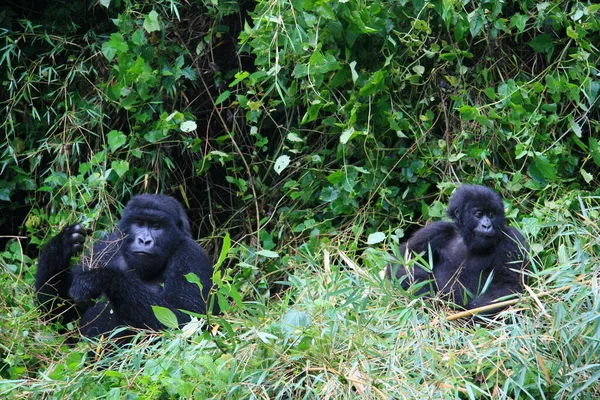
[177,216,191,236]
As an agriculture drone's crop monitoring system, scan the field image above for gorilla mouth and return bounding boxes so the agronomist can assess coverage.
[132,251,153,257]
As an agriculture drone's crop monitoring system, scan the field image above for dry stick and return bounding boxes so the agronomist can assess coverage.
[446,279,590,321]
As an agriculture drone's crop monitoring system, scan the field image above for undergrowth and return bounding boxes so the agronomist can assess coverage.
[1,0,599,398]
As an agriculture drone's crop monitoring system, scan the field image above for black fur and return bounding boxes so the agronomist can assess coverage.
[386,185,528,311]
[35,194,215,338]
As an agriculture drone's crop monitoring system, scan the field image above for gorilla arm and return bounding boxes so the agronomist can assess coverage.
[35,224,88,321]
[387,221,457,292]
[70,237,213,331]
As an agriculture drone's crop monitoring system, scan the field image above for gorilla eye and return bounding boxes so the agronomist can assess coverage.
[151,223,162,230]
[475,211,483,219]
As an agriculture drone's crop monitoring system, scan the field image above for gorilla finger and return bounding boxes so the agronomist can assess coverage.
[71,232,86,242]
[72,243,84,253]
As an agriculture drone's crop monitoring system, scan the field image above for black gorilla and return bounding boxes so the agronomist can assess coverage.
[35,194,215,338]
[386,185,528,311]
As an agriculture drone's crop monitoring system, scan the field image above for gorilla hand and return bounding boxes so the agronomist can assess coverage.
[62,224,91,259]
[69,270,103,304]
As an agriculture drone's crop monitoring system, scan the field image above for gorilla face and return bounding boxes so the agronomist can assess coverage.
[448,185,507,253]
[122,214,182,279]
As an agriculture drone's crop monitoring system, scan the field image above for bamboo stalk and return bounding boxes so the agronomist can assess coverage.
[446,280,590,321]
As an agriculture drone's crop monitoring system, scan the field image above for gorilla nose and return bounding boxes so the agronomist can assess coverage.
[138,238,153,246]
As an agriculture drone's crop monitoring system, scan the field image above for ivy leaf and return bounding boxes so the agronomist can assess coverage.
[101,33,128,62]
[509,13,528,33]
[111,160,129,177]
[152,306,179,329]
[143,10,161,33]
[107,130,126,152]
[180,121,197,133]
[528,34,554,54]
[367,232,386,245]
[274,155,290,175]
[580,168,593,184]
[286,132,304,142]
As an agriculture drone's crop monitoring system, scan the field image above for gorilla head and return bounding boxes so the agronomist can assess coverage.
[446,185,507,253]
[118,194,191,278]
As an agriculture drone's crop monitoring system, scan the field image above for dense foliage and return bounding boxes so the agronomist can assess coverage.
[0,0,599,398]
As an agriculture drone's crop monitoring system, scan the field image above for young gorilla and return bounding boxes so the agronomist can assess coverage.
[386,185,528,312]
[35,194,215,338]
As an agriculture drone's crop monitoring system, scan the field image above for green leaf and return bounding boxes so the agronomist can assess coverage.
[367,232,386,245]
[101,33,128,62]
[457,105,480,120]
[111,160,129,177]
[468,9,485,37]
[274,155,290,175]
[256,249,279,258]
[281,309,312,335]
[580,168,593,184]
[131,29,146,46]
[509,13,528,33]
[589,138,600,167]
[144,130,169,143]
[286,132,304,143]
[143,10,161,33]
[180,120,197,133]
[528,34,554,54]
[529,154,557,183]
[215,90,230,105]
[215,233,230,269]
[152,306,179,329]
[107,130,126,152]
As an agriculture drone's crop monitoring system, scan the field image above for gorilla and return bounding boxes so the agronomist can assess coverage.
[35,194,215,338]
[386,185,528,312]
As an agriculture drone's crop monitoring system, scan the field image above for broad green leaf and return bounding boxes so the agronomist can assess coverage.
[274,155,290,175]
[457,105,480,120]
[143,10,161,33]
[286,132,304,142]
[256,249,279,258]
[367,232,386,245]
[111,160,129,177]
[281,309,312,335]
[580,168,593,184]
[529,155,557,183]
[468,9,485,37]
[107,130,126,152]
[509,13,527,33]
[152,306,179,329]
[101,33,128,62]
[528,34,553,54]
[144,129,169,143]
[180,120,197,133]
[215,90,230,105]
